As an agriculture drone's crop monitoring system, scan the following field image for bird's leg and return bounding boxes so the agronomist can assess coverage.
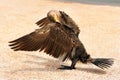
[70,58,78,69]
[58,58,78,70]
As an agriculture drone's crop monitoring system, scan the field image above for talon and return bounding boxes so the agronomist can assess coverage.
[58,65,75,70]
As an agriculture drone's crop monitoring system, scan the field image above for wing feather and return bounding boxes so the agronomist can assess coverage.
[36,17,50,27]
[60,11,80,36]
[9,23,73,59]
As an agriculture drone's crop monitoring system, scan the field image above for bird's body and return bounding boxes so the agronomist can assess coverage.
[9,10,113,70]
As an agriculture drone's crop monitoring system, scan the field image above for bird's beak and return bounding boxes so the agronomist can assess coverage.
[53,15,60,23]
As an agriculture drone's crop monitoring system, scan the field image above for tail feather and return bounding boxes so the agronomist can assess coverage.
[90,58,114,69]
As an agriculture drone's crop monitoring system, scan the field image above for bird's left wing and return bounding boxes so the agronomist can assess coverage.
[9,23,73,59]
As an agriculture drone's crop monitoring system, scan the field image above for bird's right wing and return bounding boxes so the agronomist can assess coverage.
[60,11,80,36]
[9,23,73,59]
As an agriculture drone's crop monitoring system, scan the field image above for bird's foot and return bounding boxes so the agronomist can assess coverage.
[58,65,76,70]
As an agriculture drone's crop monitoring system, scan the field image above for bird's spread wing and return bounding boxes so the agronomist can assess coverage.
[35,17,50,27]
[9,23,73,59]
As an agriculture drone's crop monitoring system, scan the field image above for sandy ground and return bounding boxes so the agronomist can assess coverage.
[0,0,120,80]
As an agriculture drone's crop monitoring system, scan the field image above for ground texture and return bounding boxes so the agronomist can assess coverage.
[0,0,120,80]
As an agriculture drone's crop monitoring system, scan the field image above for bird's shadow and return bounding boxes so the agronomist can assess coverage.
[11,54,63,73]
[77,67,106,74]
[11,54,106,75]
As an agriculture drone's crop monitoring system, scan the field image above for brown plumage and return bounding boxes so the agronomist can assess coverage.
[9,10,114,70]
[9,23,73,58]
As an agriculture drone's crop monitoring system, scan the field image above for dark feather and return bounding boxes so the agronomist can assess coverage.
[60,11,80,35]
[36,17,49,27]
[91,58,114,69]
[9,23,73,61]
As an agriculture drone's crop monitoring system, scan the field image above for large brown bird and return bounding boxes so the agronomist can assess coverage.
[9,10,113,70]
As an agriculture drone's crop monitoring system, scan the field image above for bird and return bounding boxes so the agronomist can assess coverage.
[9,10,114,70]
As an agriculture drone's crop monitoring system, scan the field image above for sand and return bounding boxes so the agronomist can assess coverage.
[0,0,120,80]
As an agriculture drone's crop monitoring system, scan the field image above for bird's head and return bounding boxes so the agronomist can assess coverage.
[47,10,61,23]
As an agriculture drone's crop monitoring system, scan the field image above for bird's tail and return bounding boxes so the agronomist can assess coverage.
[89,58,114,69]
